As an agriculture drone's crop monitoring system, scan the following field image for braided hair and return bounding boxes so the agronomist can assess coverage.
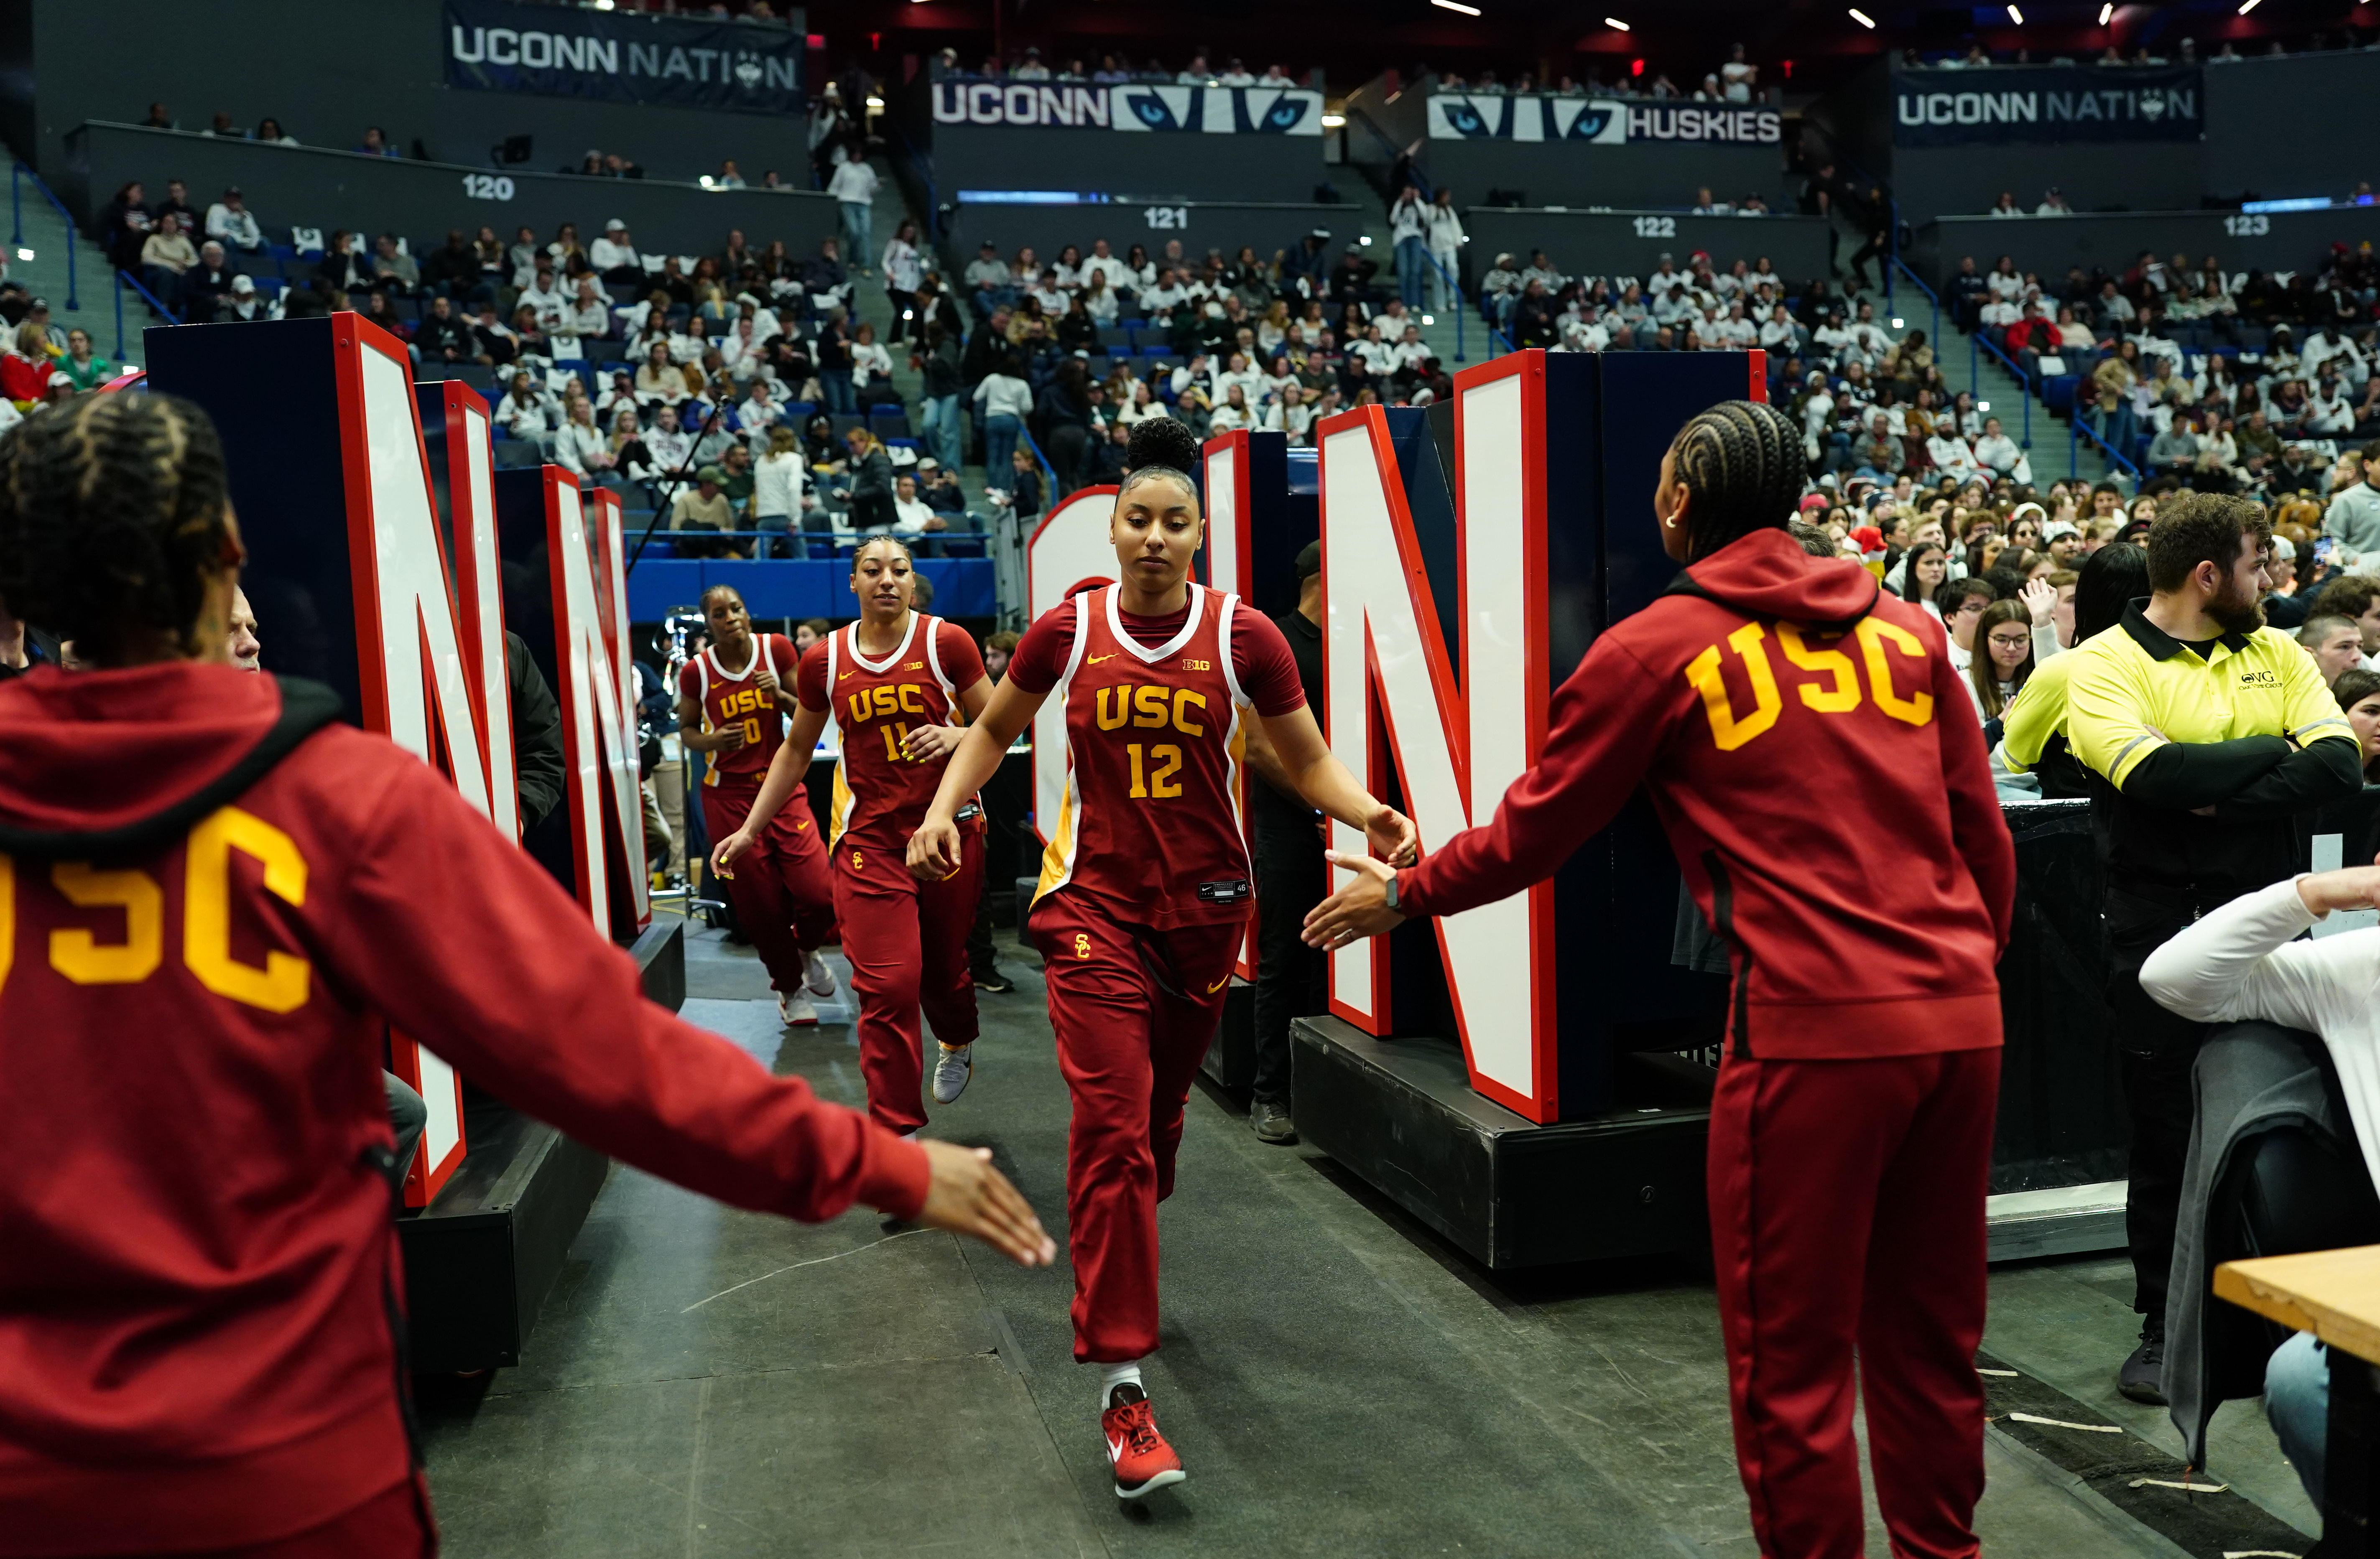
[1665,400,1806,562]
[0,391,233,666]
[1117,418,1202,506]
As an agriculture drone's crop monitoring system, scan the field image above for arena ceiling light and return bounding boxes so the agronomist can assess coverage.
[1849,8,1876,27]
[1321,111,1347,127]
[1604,16,1631,29]
[2006,3,2023,20]
[2098,2,2113,20]
[2237,0,2260,11]
[1431,0,1483,14]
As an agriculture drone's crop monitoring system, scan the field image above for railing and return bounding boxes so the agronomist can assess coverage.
[10,161,81,311]
[115,268,179,328]
[886,118,939,247]
[1021,426,1061,512]
[1888,254,1941,346]
[1970,332,2033,454]
[2069,405,2144,485]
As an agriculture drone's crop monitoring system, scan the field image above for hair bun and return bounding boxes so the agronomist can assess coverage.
[1125,418,1201,478]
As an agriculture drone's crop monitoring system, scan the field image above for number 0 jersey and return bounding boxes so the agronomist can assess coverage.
[1028,584,1272,930]
[677,632,797,789]
[795,613,986,848]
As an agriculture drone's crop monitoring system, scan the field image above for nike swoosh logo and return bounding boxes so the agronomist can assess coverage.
[1087,652,1117,664]
[838,670,856,680]
[1107,1434,1127,1464]
[1207,974,1230,993]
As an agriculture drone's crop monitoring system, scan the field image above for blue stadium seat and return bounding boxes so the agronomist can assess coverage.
[1096,326,1133,348]
[2042,376,2080,415]
[829,414,866,442]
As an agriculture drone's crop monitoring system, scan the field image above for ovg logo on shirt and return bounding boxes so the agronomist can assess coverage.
[2238,667,2280,687]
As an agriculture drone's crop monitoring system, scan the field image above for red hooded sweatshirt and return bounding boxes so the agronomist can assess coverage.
[0,664,929,1556]
[1401,527,2015,1059]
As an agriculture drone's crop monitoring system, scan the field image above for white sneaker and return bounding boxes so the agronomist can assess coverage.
[804,950,839,999]
[931,1043,974,1104]
[779,991,819,1027]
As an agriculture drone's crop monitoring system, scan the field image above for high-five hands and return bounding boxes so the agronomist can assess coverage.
[912,1140,1056,1267]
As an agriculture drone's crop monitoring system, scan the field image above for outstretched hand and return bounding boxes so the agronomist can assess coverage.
[912,1140,1056,1267]
[1302,852,1410,949]
[1366,806,1420,868]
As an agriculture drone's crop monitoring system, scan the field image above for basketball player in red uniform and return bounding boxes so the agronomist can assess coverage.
[714,537,992,1136]
[676,584,839,1024]
[909,420,1418,1499]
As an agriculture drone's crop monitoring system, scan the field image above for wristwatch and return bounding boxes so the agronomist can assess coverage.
[1382,871,1402,913]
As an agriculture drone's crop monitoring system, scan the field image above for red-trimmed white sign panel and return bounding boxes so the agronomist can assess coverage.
[1318,358,1558,1121]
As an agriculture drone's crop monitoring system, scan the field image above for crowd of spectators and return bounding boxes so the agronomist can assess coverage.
[946,224,1469,494]
[1942,243,2380,490]
[1911,29,2379,69]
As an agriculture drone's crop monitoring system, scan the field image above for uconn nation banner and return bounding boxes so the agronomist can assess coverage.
[446,0,805,115]
[1427,94,1781,145]
[1894,66,2201,145]
[932,82,1323,134]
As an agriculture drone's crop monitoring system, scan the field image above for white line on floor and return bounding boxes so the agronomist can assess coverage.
[679,1227,935,1312]
[2007,1412,2124,1433]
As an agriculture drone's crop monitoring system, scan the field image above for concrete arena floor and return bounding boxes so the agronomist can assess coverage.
[417,922,2319,1557]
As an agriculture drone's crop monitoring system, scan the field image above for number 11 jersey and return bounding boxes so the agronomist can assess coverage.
[796,613,986,850]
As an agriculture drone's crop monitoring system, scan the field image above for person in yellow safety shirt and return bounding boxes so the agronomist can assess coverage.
[2060,494,2362,1406]
[1995,542,2149,797]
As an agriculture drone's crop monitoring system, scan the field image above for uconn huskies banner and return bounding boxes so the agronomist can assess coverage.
[1894,65,2201,146]
[932,82,1323,135]
[446,0,805,115]
[1428,93,1781,145]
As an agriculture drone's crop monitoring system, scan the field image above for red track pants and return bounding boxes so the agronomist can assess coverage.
[1709,1046,1999,1559]
[1030,888,1242,1363]
[700,780,835,993]
[832,824,982,1134]
[101,1473,438,1557]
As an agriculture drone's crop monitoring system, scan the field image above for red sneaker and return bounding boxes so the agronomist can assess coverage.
[1101,1385,1185,1500]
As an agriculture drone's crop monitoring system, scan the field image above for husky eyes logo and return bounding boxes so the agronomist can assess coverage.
[734,53,764,90]
[1236,90,1311,133]
[1563,105,1617,140]
[1123,90,1185,130]
[1442,101,1492,137]
[2139,91,2167,120]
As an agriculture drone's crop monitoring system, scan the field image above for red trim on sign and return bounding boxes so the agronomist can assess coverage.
[1747,347,1768,403]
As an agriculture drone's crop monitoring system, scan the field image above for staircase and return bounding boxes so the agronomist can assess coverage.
[5,158,150,370]
[1873,276,2121,491]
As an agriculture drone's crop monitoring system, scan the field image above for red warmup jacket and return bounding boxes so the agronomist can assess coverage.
[1401,527,2016,1059]
[0,664,930,1556]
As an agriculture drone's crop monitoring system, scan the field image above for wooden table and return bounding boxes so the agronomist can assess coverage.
[2215,1245,2380,1556]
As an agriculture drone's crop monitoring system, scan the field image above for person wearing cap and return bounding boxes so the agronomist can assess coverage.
[1235,539,1329,1146]
[184,241,240,322]
[591,219,642,283]
[670,466,742,558]
[202,186,264,257]
[217,273,270,324]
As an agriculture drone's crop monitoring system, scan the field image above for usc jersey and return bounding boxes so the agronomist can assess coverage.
[1030,584,1269,930]
[796,614,986,848]
[678,633,797,788]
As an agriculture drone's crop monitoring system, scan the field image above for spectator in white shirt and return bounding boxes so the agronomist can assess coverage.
[739,380,786,446]
[1721,45,1758,102]
[643,405,693,475]
[1176,53,1214,84]
[714,160,748,189]
[826,157,880,276]
[2035,188,2073,216]
[1423,190,1465,315]
[1712,301,1759,349]
[749,426,806,555]
[1209,384,1258,434]
[1757,303,1801,352]
[1011,47,1052,81]
[1267,382,1316,444]
[881,219,923,299]
[1214,350,1264,407]
[1972,416,2027,479]
[1216,58,1257,87]
[552,397,617,480]
[202,187,265,257]
[888,472,950,548]
[589,220,640,282]
[519,266,570,333]
[565,278,612,343]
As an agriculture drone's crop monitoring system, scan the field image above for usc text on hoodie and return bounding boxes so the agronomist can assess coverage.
[1398,529,2016,1559]
[0,665,929,1556]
